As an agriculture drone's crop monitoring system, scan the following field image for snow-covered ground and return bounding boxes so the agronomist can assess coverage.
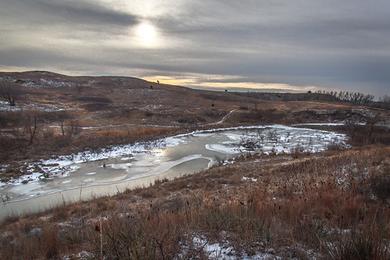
[181,235,282,259]
[22,78,74,88]
[0,100,65,112]
[0,101,20,112]
[0,75,75,89]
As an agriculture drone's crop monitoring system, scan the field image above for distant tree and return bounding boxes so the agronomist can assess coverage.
[338,91,346,100]
[324,89,374,105]
[381,95,390,103]
[0,80,20,106]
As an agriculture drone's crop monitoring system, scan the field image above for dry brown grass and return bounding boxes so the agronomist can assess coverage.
[94,127,173,141]
[1,71,389,258]
[1,146,389,259]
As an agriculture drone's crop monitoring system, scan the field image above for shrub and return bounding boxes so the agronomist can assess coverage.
[93,214,184,259]
[370,173,390,202]
[325,228,390,260]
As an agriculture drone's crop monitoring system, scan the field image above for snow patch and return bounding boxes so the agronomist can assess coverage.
[0,100,65,112]
[242,176,258,182]
[187,236,281,259]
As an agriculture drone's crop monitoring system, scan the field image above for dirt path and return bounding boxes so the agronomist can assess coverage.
[207,109,238,126]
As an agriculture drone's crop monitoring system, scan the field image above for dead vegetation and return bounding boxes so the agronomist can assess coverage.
[0,71,389,258]
[1,71,388,166]
[343,123,390,146]
[1,146,389,259]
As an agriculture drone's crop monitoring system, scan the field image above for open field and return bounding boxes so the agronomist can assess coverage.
[0,71,389,259]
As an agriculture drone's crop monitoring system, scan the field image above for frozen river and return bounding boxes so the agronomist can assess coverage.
[0,125,347,220]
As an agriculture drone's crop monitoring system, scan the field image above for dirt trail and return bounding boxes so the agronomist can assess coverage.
[207,109,238,126]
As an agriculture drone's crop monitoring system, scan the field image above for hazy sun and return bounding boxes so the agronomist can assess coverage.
[134,21,159,48]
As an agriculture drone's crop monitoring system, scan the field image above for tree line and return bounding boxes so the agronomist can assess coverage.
[315,90,375,105]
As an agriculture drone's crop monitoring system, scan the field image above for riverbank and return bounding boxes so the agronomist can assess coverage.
[0,125,348,221]
[2,71,388,182]
[1,145,389,259]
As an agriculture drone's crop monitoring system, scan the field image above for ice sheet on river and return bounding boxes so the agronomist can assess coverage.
[0,125,348,189]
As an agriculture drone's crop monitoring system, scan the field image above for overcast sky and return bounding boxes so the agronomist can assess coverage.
[0,0,389,96]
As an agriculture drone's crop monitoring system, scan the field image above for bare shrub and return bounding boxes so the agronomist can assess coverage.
[326,142,345,151]
[23,112,39,145]
[239,129,265,151]
[290,145,306,158]
[177,117,204,125]
[344,121,390,145]
[370,172,390,202]
[0,80,21,106]
[0,111,23,127]
[92,214,184,259]
[203,110,222,117]
[66,120,82,137]
[325,228,390,260]
[42,226,60,259]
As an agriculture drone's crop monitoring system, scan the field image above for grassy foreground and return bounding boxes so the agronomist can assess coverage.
[1,145,389,259]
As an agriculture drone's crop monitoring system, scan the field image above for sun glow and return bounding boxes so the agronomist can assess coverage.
[134,21,159,48]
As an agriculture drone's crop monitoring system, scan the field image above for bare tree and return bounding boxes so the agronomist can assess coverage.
[0,80,20,106]
[321,90,374,105]
[60,121,66,136]
[24,112,39,145]
[66,120,82,137]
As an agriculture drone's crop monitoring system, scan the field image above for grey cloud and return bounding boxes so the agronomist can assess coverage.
[33,0,139,26]
[0,0,139,28]
[0,0,389,96]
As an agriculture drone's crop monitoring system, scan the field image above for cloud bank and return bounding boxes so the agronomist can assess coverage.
[0,0,389,96]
